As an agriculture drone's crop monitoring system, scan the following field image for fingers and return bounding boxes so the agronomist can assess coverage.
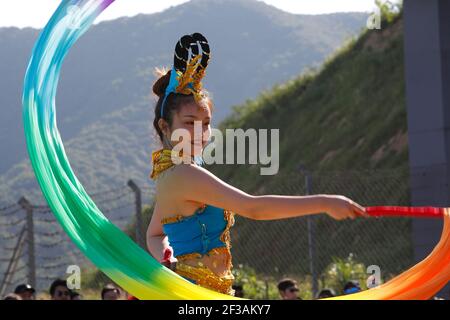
[344,202,356,219]
[327,197,368,220]
[356,208,369,217]
[348,210,356,220]
[356,202,367,215]
[347,199,368,218]
[346,207,365,219]
[353,204,368,217]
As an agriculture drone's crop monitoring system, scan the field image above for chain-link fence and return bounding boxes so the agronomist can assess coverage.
[0,169,433,299]
[229,168,414,298]
[0,181,155,299]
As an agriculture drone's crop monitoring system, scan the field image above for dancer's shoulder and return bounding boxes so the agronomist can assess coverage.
[162,163,216,191]
[175,162,214,179]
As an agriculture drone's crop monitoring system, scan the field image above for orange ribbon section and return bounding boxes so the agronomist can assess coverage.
[329,206,449,300]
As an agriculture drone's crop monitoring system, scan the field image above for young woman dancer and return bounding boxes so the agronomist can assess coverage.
[147,33,366,296]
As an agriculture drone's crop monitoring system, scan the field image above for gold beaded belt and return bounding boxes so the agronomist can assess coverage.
[175,261,235,296]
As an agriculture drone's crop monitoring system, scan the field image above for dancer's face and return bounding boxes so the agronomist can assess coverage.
[280,286,300,300]
[103,289,121,300]
[52,286,71,300]
[17,291,35,300]
[161,101,212,157]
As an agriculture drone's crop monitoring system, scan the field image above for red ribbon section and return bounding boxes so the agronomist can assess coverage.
[366,206,444,218]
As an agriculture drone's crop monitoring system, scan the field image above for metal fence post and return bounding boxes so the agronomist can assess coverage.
[127,180,144,248]
[18,197,36,289]
[264,277,269,299]
[298,165,318,299]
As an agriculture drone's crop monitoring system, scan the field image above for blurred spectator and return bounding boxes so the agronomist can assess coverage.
[366,274,381,288]
[14,283,35,300]
[115,285,125,297]
[3,293,22,300]
[101,284,121,300]
[343,280,361,295]
[49,278,71,300]
[317,288,336,299]
[70,290,82,300]
[277,278,301,300]
[232,284,244,298]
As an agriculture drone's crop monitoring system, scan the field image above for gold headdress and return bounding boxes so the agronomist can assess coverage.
[160,33,211,117]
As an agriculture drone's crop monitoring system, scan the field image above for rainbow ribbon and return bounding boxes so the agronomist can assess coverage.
[22,0,450,300]
[22,0,235,300]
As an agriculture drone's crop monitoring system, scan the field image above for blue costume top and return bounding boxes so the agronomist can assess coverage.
[161,204,233,258]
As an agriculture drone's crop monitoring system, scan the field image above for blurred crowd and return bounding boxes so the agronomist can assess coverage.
[2,278,447,300]
[3,280,124,300]
[276,278,361,300]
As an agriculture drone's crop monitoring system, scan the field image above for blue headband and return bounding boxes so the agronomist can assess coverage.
[160,67,179,118]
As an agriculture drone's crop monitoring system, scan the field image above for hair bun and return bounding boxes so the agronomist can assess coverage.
[152,69,171,98]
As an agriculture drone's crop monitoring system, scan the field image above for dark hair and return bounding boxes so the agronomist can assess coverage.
[343,280,360,291]
[14,283,35,294]
[152,68,213,143]
[232,284,244,298]
[232,284,243,291]
[101,284,120,300]
[49,278,68,297]
[317,288,336,299]
[277,278,297,291]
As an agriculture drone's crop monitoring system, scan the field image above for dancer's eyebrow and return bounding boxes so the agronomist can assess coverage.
[183,115,211,120]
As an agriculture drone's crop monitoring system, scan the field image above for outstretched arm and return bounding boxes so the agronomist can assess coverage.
[170,164,367,221]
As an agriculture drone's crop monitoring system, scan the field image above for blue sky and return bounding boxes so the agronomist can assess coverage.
[0,0,384,28]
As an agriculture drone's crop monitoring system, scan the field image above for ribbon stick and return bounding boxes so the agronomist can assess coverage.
[367,206,444,218]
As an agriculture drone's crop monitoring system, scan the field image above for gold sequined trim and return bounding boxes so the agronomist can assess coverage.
[220,209,235,270]
[176,246,229,262]
[150,148,191,180]
[175,261,235,296]
[174,55,207,105]
[161,214,185,225]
